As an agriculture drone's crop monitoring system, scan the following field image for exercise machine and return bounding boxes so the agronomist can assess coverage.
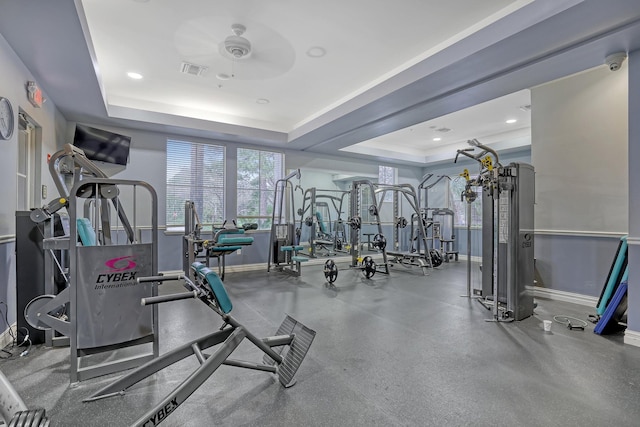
[455,139,535,321]
[297,187,350,257]
[84,262,316,427]
[319,181,389,284]
[0,371,50,426]
[349,180,390,275]
[374,183,437,275]
[183,201,255,280]
[24,144,160,382]
[417,174,458,262]
[268,169,308,276]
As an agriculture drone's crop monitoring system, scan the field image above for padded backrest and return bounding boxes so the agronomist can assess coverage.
[200,268,233,314]
[77,218,97,246]
[315,211,328,234]
[218,236,254,246]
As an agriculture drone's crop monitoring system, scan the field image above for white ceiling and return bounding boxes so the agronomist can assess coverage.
[343,89,531,163]
[2,0,640,167]
[81,0,526,134]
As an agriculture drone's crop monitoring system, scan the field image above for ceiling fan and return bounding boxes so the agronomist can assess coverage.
[174,20,296,80]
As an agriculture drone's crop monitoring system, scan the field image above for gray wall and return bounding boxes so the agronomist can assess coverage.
[62,121,424,271]
[0,26,635,338]
[531,66,628,297]
[421,149,532,258]
[628,49,640,333]
[0,33,68,328]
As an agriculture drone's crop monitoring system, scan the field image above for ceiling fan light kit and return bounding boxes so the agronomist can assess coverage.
[224,24,251,59]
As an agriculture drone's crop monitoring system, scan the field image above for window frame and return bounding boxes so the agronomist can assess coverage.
[236,147,284,230]
[165,139,226,232]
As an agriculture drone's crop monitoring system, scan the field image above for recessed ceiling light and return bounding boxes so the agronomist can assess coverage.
[256,98,270,104]
[433,137,442,141]
[505,119,517,124]
[127,72,143,80]
[306,47,326,58]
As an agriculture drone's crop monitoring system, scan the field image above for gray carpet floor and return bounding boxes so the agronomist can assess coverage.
[2,260,640,426]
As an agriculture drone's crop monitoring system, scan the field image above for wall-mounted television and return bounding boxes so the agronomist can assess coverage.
[73,124,131,166]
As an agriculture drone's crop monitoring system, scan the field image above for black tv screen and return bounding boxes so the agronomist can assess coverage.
[73,124,131,166]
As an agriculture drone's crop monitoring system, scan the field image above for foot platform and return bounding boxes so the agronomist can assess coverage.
[264,315,316,387]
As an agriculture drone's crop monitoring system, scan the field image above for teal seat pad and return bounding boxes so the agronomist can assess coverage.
[218,236,254,245]
[281,245,304,251]
[201,268,233,314]
[315,211,328,234]
[191,262,206,272]
[208,245,242,252]
[292,256,309,263]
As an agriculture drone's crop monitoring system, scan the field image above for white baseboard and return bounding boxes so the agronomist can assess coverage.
[457,254,482,263]
[533,287,598,307]
[0,323,16,349]
[624,329,640,348]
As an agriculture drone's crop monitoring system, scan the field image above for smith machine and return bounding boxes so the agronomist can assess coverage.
[416,174,458,262]
[455,139,535,321]
[374,183,439,275]
[297,187,350,257]
[322,180,389,285]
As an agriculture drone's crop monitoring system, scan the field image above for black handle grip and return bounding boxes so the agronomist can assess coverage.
[141,291,198,306]
[137,274,183,284]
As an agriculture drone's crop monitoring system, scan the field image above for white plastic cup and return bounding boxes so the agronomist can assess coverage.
[543,320,552,332]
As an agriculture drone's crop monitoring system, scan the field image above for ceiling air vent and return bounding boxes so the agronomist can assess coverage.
[180,61,208,77]
[519,104,532,112]
[436,127,451,133]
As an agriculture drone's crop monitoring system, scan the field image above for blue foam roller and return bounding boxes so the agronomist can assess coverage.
[595,282,627,335]
[597,236,627,316]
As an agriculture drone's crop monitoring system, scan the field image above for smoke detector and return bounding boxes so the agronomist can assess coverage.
[224,24,251,59]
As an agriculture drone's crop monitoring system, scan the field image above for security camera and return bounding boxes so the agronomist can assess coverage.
[605,52,627,71]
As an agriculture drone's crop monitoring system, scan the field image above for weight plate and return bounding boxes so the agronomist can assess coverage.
[429,249,443,268]
[24,295,63,331]
[372,234,386,250]
[361,256,376,279]
[323,259,338,283]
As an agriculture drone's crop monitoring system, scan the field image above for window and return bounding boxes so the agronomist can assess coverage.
[237,148,283,230]
[378,165,397,202]
[166,140,225,228]
[449,176,482,227]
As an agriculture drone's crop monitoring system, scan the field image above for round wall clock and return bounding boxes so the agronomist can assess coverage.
[0,97,15,140]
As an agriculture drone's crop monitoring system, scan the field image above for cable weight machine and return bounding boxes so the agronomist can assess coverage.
[455,139,535,321]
